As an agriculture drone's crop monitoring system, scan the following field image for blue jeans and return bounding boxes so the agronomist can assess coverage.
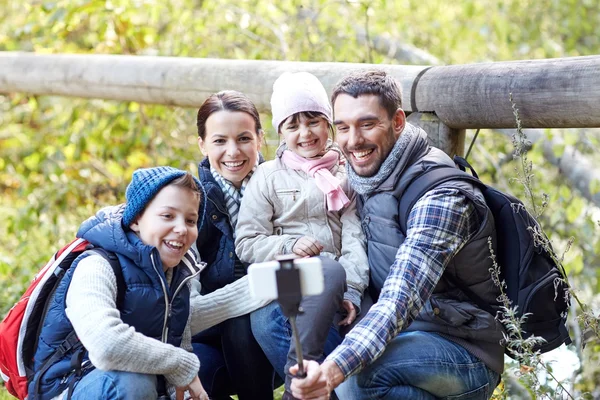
[69,369,158,399]
[192,314,276,400]
[251,302,343,379]
[335,331,500,400]
[251,257,346,390]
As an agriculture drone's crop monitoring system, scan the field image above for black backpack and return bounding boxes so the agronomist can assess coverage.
[399,155,571,357]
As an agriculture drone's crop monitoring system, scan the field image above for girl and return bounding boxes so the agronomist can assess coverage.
[193,90,276,400]
[235,72,369,398]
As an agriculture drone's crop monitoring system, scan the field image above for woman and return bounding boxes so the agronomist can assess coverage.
[192,90,276,400]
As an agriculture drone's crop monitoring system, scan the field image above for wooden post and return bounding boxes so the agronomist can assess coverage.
[407,112,466,157]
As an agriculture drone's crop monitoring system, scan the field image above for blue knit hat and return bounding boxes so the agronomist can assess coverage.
[122,166,205,228]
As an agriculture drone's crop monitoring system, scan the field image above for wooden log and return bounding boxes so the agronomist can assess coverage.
[1,52,599,129]
[0,52,426,115]
[413,56,600,129]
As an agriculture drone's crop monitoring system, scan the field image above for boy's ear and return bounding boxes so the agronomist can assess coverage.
[129,219,141,233]
[197,136,208,157]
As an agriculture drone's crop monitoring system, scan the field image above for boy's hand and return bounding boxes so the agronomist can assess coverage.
[292,236,323,257]
[338,300,357,326]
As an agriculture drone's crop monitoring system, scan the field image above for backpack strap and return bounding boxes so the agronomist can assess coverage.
[32,331,83,398]
[32,248,124,399]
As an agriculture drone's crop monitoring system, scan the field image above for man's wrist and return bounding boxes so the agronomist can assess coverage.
[323,360,345,389]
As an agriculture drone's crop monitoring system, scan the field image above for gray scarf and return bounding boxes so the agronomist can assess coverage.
[347,123,423,196]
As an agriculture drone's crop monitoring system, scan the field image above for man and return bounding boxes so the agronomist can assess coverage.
[289,70,504,399]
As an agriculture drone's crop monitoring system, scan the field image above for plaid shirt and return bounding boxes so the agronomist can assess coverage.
[326,187,480,377]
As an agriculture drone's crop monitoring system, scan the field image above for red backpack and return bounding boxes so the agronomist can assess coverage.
[0,238,121,399]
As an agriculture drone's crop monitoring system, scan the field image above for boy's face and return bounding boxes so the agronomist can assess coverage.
[130,185,199,270]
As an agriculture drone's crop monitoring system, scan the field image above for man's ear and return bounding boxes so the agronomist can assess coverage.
[197,136,208,157]
[392,108,406,139]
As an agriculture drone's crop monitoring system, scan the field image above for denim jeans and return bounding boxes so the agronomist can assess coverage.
[251,257,346,390]
[192,313,276,400]
[335,331,500,400]
[69,369,158,399]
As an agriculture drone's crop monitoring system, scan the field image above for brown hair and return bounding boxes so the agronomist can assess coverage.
[331,70,403,119]
[196,90,262,139]
[169,173,202,203]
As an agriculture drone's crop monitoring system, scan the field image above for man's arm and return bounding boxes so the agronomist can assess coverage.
[325,187,481,378]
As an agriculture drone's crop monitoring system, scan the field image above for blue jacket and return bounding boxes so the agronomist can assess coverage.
[196,156,263,293]
[30,205,200,399]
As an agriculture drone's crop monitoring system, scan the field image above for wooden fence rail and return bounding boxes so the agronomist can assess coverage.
[1,52,599,130]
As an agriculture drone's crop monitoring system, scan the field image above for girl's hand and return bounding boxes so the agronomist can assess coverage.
[292,236,323,257]
[176,376,209,400]
[338,300,357,326]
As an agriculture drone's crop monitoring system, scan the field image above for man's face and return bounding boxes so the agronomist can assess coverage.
[333,94,405,177]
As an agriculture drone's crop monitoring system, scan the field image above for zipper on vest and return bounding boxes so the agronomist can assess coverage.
[151,253,171,343]
[152,252,202,343]
[361,216,371,239]
[164,268,201,342]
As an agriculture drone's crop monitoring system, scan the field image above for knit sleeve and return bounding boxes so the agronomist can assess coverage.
[65,255,199,388]
[189,275,271,335]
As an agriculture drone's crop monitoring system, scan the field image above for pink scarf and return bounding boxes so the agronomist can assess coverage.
[281,150,350,211]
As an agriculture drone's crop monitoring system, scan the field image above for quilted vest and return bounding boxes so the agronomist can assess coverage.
[30,248,195,399]
[359,142,505,362]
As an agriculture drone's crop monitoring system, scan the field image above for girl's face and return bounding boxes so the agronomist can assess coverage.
[198,110,262,188]
[130,185,199,270]
[280,114,330,159]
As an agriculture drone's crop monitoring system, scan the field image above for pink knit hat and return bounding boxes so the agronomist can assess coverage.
[270,72,333,132]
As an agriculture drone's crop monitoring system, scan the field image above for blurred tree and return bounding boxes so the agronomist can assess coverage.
[1,0,599,397]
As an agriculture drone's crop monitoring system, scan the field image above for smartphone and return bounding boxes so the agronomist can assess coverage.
[247,257,324,300]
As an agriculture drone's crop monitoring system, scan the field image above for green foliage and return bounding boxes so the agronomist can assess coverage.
[2,0,600,398]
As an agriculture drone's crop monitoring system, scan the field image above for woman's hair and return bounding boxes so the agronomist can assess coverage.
[196,90,262,139]
[281,111,335,139]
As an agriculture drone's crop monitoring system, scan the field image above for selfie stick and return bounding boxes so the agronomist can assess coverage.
[275,255,307,379]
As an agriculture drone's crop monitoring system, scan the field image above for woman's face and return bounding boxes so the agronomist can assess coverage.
[198,110,262,188]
